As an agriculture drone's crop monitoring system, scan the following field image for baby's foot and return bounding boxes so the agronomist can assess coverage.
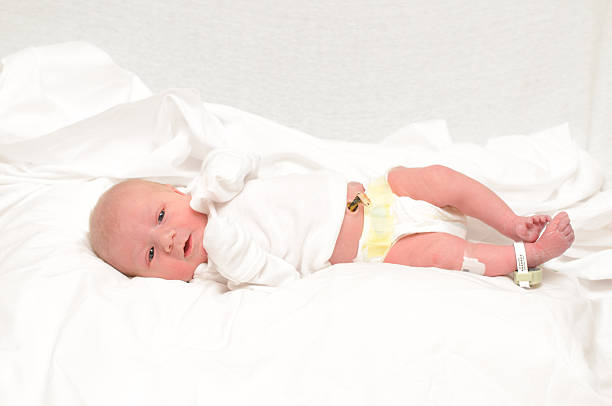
[512,214,551,243]
[526,212,574,267]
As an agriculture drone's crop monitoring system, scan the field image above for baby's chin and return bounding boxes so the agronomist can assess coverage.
[194,226,208,264]
[197,219,208,263]
[201,244,208,264]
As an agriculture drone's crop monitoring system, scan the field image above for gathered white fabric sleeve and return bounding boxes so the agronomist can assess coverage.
[188,148,260,214]
[202,215,300,289]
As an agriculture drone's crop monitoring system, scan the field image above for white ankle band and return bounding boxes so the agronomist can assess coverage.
[513,242,530,288]
[513,242,542,288]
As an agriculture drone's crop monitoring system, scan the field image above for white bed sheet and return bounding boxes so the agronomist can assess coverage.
[1,42,611,405]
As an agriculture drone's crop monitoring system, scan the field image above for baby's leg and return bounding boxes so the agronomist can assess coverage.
[384,212,574,276]
[387,165,550,242]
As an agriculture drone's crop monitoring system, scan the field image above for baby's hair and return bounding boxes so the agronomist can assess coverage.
[89,182,127,262]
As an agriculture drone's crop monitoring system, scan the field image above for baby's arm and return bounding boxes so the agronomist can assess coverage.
[204,216,300,288]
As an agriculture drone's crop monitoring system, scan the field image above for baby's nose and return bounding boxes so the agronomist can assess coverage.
[158,228,176,254]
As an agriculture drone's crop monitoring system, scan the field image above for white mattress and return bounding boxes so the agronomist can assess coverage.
[1,42,611,405]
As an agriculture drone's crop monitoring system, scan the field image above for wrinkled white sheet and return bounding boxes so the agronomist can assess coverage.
[1,42,611,405]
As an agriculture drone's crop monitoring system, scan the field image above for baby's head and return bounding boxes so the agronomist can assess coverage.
[89,179,208,281]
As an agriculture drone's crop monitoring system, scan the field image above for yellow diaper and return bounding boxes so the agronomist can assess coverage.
[355,175,468,263]
[358,176,396,261]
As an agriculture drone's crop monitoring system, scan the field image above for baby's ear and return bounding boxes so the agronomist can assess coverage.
[165,184,186,196]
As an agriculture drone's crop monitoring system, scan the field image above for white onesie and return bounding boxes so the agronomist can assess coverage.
[186,150,467,289]
[190,171,347,289]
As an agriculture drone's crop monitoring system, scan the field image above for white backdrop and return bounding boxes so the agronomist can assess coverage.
[2,5,612,403]
[1,0,610,186]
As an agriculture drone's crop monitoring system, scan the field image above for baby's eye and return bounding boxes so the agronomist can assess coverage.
[148,247,155,262]
[158,209,165,223]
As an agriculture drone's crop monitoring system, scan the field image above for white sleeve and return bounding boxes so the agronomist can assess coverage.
[188,148,260,214]
[203,215,300,289]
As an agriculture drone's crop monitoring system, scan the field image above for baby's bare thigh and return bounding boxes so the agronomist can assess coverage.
[386,166,425,197]
[384,232,466,270]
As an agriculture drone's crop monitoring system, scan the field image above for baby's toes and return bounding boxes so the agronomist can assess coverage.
[522,217,534,227]
[569,230,575,243]
[556,212,570,227]
[538,215,551,224]
[548,218,560,231]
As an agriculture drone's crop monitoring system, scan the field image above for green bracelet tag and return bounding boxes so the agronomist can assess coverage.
[513,267,542,287]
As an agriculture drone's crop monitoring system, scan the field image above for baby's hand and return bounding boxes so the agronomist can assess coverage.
[203,215,266,282]
[347,181,365,201]
[203,216,242,266]
[203,215,298,287]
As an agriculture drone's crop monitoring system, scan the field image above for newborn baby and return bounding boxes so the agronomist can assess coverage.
[89,164,574,288]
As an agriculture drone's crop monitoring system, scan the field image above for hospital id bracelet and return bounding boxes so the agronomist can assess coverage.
[513,267,542,287]
[513,242,542,288]
[347,192,371,212]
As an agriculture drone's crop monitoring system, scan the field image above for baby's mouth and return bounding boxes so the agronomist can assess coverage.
[183,234,192,258]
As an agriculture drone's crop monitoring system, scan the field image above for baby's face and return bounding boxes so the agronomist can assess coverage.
[105,182,208,281]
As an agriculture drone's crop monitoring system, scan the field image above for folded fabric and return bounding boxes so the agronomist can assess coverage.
[188,149,260,214]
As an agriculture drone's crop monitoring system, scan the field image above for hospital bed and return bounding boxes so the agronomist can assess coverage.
[1,2,611,405]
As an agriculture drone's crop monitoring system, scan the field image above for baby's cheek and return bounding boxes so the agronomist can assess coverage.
[173,261,198,281]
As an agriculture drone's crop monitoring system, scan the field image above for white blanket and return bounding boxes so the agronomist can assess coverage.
[1,42,611,405]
